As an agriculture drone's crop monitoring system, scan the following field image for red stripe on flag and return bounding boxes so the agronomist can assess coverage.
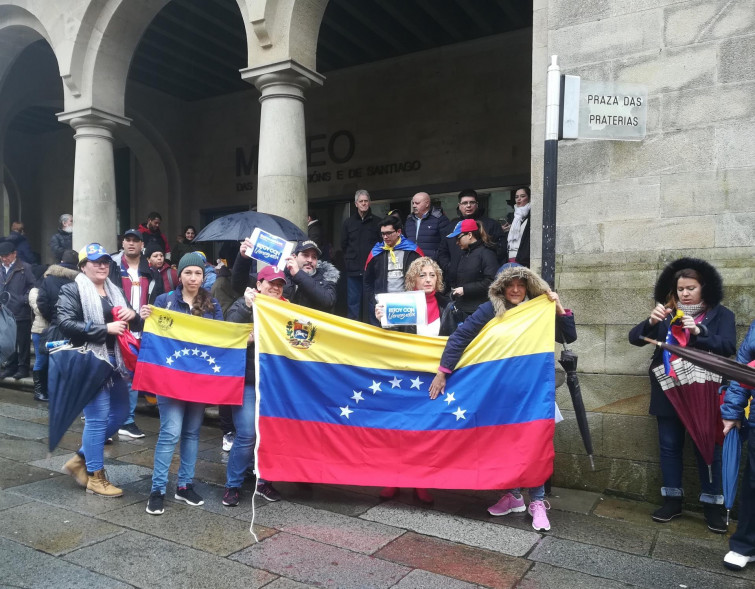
[133,363,244,405]
[257,417,554,489]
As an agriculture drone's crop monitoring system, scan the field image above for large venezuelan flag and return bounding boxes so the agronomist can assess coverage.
[133,306,251,405]
[254,294,556,489]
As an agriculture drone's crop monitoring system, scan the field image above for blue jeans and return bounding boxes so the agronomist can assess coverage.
[151,396,205,494]
[730,427,755,556]
[507,486,545,502]
[657,415,723,503]
[79,373,129,472]
[346,275,364,321]
[226,384,265,488]
[123,384,139,426]
[32,333,48,371]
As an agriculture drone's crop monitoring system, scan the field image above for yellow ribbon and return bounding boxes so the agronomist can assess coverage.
[382,236,402,264]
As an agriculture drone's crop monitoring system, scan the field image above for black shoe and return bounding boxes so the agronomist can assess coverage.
[0,367,16,379]
[175,484,204,506]
[118,423,146,438]
[652,497,683,522]
[255,481,282,502]
[146,491,165,515]
[32,370,48,402]
[12,369,29,380]
[222,487,240,507]
[703,504,727,533]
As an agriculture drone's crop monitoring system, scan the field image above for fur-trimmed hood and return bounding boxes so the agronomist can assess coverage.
[488,265,550,317]
[43,263,79,280]
[316,260,340,284]
[653,257,724,307]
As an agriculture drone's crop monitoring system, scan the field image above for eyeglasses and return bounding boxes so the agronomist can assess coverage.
[380,230,397,237]
[88,259,110,266]
[459,201,477,207]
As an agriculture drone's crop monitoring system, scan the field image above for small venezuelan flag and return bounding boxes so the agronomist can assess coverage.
[133,306,251,405]
[254,294,556,490]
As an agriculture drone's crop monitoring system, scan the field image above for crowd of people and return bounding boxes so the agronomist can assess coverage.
[1,189,753,570]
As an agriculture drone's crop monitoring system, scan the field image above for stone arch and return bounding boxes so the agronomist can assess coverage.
[0,4,57,91]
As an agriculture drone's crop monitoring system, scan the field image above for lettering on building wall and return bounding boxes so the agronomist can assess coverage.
[235,129,421,191]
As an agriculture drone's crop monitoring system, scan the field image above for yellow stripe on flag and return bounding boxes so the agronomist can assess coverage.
[143,306,251,349]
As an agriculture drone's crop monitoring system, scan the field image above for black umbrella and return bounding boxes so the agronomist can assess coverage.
[558,349,595,470]
[641,337,755,388]
[194,211,307,243]
[47,346,114,452]
[0,292,17,365]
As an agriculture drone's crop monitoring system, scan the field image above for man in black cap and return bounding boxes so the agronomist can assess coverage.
[284,240,340,312]
[0,240,36,379]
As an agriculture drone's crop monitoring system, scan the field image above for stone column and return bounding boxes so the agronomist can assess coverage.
[57,109,130,253]
[241,61,324,231]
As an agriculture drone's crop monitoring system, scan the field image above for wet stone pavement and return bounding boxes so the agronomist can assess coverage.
[1,385,754,589]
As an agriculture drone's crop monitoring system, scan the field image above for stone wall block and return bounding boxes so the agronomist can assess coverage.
[554,409,604,456]
[718,33,755,83]
[559,288,654,325]
[603,217,716,253]
[660,168,755,216]
[558,141,611,185]
[557,178,661,226]
[550,10,662,68]
[552,453,656,498]
[556,373,649,412]
[601,414,660,462]
[615,43,716,95]
[714,120,755,169]
[556,224,604,256]
[715,212,755,248]
[662,82,755,129]
[565,324,606,374]
[605,324,651,376]
[548,0,611,29]
[664,0,755,47]
[610,128,714,180]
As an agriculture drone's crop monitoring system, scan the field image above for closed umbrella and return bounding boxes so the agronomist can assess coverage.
[194,211,307,243]
[558,349,595,470]
[47,346,114,452]
[722,426,742,525]
[0,292,16,365]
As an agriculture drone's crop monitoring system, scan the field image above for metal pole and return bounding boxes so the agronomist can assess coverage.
[541,55,561,289]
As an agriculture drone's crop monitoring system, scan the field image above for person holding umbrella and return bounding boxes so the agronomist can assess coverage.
[629,257,736,532]
[428,264,576,531]
[56,244,139,497]
[721,320,755,570]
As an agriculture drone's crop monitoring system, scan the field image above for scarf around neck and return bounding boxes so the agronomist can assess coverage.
[507,203,531,249]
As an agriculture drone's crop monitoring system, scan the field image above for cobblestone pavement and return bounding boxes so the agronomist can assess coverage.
[1,385,753,588]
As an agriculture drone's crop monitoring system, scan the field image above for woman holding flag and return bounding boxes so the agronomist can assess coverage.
[629,257,736,532]
[428,264,575,531]
[140,252,223,515]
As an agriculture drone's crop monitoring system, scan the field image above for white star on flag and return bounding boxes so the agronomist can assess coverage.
[212,365,221,373]
[339,405,353,418]
[166,357,174,365]
[192,348,200,356]
[369,381,382,394]
[207,356,216,364]
[389,376,403,388]
[181,348,190,356]
[200,351,208,358]
[351,391,364,403]
[453,407,467,421]
[444,392,456,405]
[410,376,424,390]
[173,351,181,359]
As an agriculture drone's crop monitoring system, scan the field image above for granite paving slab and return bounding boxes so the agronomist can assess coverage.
[231,532,411,589]
[361,502,541,557]
[529,536,753,589]
[391,569,482,588]
[0,401,50,422]
[252,500,404,554]
[264,578,320,589]
[517,563,635,589]
[6,473,144,516]
[0,415,49,439]
[192,457,227,485]
[63,530,275,588]
[0,387,40,407]
[547,486,602,514]
[375,531,531,588]
[0,456,59,489]
[653,530,755,582]
[0,501,124,556]
[275,482,382,516]
[196,445,229,464]
[0,437,66,462]
[0,488,30,511]
[52,430,84,452]
[29,453,153,486]
[99,499,275,555]
[0,536,133,589]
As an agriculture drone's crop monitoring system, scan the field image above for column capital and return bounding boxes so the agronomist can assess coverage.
[56,107,131,130]
[241,59,325,96]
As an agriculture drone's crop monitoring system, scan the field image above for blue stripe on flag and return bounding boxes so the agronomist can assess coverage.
[138,332,246,378]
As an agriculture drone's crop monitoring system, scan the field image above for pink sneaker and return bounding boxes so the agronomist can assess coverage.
[488,492,526,516]
[528,500,551,531]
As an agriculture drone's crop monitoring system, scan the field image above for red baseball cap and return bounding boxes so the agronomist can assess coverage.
[257,266,286,283]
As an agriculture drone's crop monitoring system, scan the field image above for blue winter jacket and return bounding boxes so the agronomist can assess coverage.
[404,208,453,261]
[153,286,223,320]
[721,320,755,427]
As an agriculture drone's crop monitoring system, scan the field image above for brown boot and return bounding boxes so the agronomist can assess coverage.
[62,454,88,487]
[86,469,123,497]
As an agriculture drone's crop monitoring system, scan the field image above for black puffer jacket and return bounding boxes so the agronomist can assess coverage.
[404,208,453,261]
[341,210,380,276]
[49,230,73,263]
[36,263,79,323]
[0,259,36,320]
[448,240,499,315]
[226,297,255,384]
[437,209,506,277]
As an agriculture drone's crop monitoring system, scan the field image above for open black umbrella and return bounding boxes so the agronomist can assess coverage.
[194,211,307,243]
[47,346,114,452]
[641,337,755,388]
[558,349,595,470]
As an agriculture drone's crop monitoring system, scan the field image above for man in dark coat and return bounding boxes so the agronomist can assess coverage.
[49,214,73,263]
[138,211,171,256]
[363,215,423,326]
[404,191,453,261]
[0,240,36,379]
[437,189,506,279]
[7,221,36,265]
[341,189,380,321]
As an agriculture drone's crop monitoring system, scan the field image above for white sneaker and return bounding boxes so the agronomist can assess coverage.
[723,550,755,570]
[222,432,234,452]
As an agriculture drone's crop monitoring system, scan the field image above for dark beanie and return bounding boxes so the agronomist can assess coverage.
[60,249,79,265]
[177,251,205,275]
[144,242,165,258]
